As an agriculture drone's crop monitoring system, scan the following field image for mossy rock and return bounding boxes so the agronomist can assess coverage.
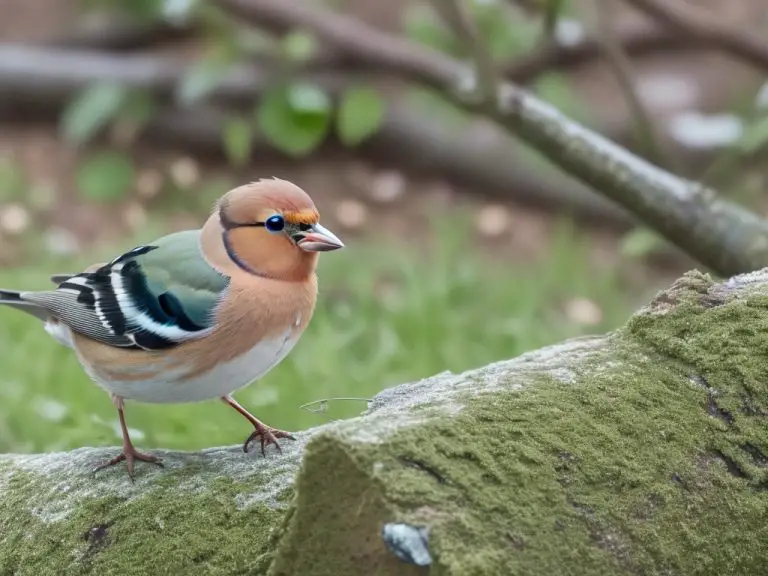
[3,269,768,575]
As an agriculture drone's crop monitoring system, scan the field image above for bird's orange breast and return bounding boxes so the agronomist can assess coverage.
[72,273,318,386]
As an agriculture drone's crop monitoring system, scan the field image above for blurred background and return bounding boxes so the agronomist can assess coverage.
[0,0,766,454]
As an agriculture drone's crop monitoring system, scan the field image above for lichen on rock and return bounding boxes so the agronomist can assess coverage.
[0,443,308,574]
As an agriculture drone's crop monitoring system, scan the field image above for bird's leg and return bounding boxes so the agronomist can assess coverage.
[221,395,296,455]
[93,394,163,481]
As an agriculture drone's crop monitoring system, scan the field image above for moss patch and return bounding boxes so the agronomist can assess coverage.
[268,436,425,576]
[4,270,768,575]
[271,271,768,575]
[627,269,768,490]
[0,463,289,575]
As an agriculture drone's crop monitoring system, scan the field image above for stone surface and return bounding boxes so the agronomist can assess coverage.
[3,269,768,575]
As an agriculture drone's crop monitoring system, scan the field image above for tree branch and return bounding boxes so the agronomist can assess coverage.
[624,0,768,73]
[593,0,673,172]
[0,44,633,228]
[35,12,733,177]
[48,16,199,51]
[46,10,757,89]
[215,0,768,277]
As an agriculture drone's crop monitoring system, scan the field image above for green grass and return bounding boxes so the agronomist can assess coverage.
[0,217,642,454]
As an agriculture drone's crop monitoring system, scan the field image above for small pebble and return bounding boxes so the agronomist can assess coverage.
[564,297,603,326]
[475,204,510,238]
[554,18,586,47]
[111,420,145,441]
[382,522,432,566]
[136,169,164,200]
[34,398,69,423]
[0,204,30,235]
[370,171,406,203]
[336,199,368,229]
[124,202,148,230]
[169,157,200,188]
[44,227,80,256]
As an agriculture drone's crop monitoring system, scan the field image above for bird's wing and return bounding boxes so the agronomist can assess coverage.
[50,273,75,285]
[24,230,231,351]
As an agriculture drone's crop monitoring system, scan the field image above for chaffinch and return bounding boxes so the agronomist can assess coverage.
[0,178,344,479]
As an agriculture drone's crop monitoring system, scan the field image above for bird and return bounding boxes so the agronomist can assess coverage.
[0,178,344,479]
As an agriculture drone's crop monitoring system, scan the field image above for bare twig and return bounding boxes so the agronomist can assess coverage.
[539,0,567,44]
[48,17,198,51]
[0,44,633,228]
[53,12,696,109]
[505,0,542,15]
[430,0,500,105]
[503,22,688,83]
[213,0,768,277]
[624,0,768,73]
[299,397,372,417]
[593,0,671,171]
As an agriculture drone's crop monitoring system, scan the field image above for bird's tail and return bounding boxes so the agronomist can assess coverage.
[0,289,51,321]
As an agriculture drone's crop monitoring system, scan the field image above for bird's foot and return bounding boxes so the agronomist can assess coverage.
[222,395,296,455]
[243,424,296,455]
[93,446,163,481]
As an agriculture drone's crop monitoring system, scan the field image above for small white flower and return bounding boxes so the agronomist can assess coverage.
[668,111,743,149]
[34,398,68,423]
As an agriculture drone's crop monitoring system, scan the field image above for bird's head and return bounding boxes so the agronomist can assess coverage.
[201,178,344,281]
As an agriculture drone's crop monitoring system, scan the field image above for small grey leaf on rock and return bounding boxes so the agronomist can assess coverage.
[382,522,432,566]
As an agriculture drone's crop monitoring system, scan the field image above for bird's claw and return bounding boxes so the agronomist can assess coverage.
[93,447,163,481]
[243,425,296,455]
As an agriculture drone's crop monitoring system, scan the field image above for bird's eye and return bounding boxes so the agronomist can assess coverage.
[264,214,285,233]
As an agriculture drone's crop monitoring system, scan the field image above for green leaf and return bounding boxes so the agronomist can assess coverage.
[76,152,135,202]
[162,0,197,24]
[235,28,273,54]
[177,63,226,105]
[619,227,665,258]
[119,89,158,129]
[336,86,385,146]
[738,115,768,154]
[0,155,26,202]
[402,4,454,54]
[61,83,127,144]
[286,83,332,114]
[533,73,589,122]
[470,0,539,59]
[176,46,237,106]
[542,0,566,37]
[282,31,317,62]
[257,84,331,157]
[222,116,253,166]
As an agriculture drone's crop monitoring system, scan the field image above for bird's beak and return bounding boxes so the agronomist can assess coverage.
[296,223,345,252]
